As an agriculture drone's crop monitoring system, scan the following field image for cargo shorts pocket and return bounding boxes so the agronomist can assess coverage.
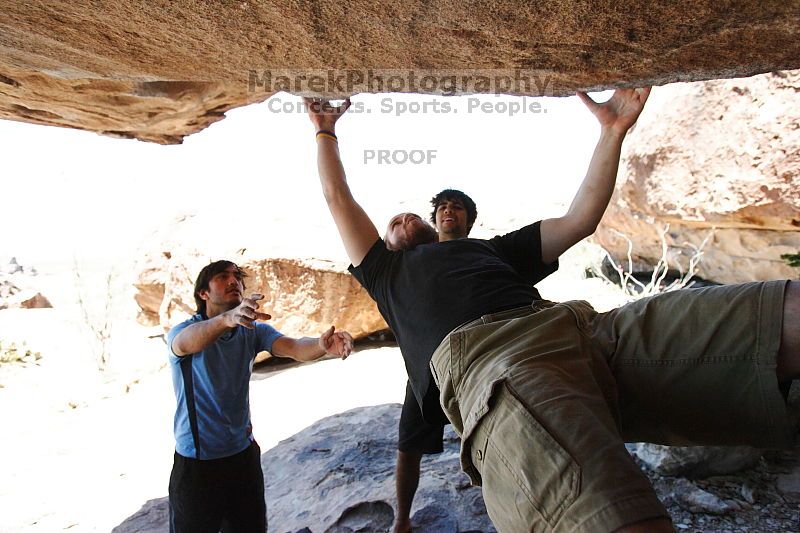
[466,381,581,530]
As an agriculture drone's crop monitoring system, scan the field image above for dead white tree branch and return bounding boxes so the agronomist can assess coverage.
[597,224,715,300]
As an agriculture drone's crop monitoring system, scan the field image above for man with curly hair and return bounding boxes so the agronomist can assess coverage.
[392,188,477,533]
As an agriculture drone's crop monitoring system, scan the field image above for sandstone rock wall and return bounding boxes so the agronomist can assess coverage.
[132,215,387,349]
[594,70,800,283]
[136,256,385,339]
[2,2,799,142]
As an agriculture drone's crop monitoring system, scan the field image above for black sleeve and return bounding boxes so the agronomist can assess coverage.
[488,221,558,285]
[348,238,394,299]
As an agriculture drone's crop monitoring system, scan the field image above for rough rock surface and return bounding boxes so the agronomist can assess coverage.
[132,214,387,356]
[2,2,800,143]
[671,478,736,515]
[637,447,800,532]
[0,257,52,310]
[635,443,764,478]
[262,404,493,532]
[113,404,800,532]
[776,464,800,504]
[594,70,800,284]
[114,404,496,533]
[135,254,384,341]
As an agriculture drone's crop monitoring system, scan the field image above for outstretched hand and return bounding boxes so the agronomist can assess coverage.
[577,88,651,137]
[224,293,271,329]
[305,97,352,133]
[318,325,355,359]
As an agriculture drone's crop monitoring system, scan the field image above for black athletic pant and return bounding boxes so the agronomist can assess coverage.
[169,441,267,533]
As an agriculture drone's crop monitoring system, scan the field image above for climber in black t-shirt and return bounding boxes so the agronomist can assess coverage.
[390,189,483,533]
[303,91,800,533]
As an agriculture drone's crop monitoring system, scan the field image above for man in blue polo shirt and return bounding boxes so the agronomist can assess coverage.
[167,259,354,532]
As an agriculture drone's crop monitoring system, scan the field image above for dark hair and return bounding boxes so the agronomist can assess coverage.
[429,189,478,235]
[193,260,247,316]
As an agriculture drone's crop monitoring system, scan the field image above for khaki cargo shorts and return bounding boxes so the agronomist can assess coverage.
[430,281,794,532]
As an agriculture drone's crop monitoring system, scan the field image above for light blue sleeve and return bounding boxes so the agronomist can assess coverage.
[166,317,196,362]
[255,322,284,353]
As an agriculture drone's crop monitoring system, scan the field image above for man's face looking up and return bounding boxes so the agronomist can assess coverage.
[384,212,438,251]
[434,198,469,241]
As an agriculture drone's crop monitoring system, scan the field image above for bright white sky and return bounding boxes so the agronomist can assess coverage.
[0,91,611,265]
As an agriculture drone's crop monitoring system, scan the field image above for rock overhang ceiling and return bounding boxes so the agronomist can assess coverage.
[1,1,799,144]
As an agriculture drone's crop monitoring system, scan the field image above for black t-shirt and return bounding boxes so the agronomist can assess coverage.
[349,221,558,422]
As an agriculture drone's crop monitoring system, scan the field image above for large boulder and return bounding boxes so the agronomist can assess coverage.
[634,444,763,478]
[594,70,800,284]
[1,3,799,143]
[132,214,387,350]
[263,404,493,532]
[113,404,496,532]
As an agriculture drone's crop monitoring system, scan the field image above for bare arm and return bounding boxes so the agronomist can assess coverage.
[271,326,355,362]
[540,88,651,264]
[171,294,271,356]
[306,98,379,266]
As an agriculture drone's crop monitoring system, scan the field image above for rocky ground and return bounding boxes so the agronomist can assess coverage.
[113,400,800,533]
[640,448,800,532]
